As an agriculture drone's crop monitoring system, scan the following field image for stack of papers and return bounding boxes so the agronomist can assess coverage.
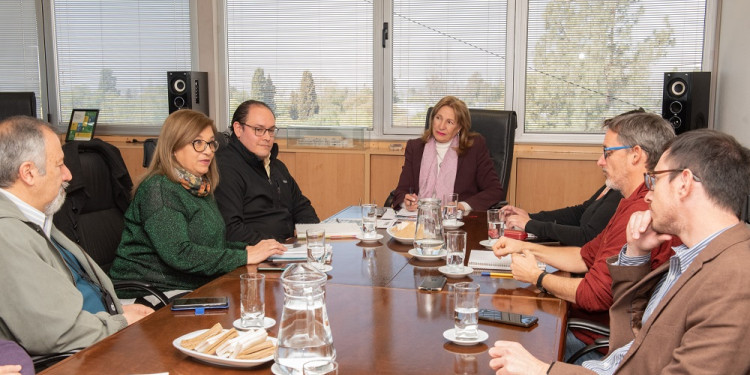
[296,223,360,238]
[395,208,418,218]
[267,244,308,261]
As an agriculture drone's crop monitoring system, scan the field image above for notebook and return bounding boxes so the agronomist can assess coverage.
[467,250,546,271]
[295,223,360,238]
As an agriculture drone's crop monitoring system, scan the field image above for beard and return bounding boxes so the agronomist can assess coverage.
[44,182,69,216]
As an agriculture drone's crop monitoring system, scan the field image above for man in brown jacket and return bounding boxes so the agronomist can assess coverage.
[488,129,750,375]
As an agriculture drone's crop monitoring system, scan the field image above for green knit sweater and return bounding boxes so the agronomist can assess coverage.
[109,174,247,295]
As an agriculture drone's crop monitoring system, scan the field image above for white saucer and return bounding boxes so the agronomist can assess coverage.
[438,265,473,278]
[443,328,489,346]
[408,248,446,261]
[313,264,333,273]
[271,363,284,375]
[232,317,276,330]
[356,233,384,242]
[443,220,464,230]
[479,239,497,249]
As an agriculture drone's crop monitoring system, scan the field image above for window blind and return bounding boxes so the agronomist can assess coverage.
[0,0,42,117]
[53,0,191,127]
[525,0,707,133]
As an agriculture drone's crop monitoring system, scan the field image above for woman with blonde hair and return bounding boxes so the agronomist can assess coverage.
[110,110,285,296]
[392,96,503,211]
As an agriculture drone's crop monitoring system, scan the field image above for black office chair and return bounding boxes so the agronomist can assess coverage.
[0,92,36,121]
[384,107,517,208]
[565,318,610,364]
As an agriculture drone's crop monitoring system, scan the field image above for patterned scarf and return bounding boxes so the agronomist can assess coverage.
[175,167,211,197]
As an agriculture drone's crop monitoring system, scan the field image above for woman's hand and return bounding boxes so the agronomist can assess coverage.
[246,239,287,264]
[403,193,419,211]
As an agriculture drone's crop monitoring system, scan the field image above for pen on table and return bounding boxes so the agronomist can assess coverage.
[481,272,514,278]
[258,266,287,271]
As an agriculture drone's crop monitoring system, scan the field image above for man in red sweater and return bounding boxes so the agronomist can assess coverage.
[492,111,676,363]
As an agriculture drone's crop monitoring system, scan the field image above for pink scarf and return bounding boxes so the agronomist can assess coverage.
[419,135,458,202]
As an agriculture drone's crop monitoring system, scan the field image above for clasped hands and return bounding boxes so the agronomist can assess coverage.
[491,237,543,284]
[500,205,530,231]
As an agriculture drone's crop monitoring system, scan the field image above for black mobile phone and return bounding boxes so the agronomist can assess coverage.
[478,308,538,328]
[418,276,447,291]
[171,297,229,311]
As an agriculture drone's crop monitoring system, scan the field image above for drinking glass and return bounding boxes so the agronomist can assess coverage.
[240,273,265,328]
[445,230,467,273]
[443,193,459,226]
[361,203,378,239]
[487,209,504,241]
[303,360,339,375]
[306,229,328,270]
[453,282,480,340]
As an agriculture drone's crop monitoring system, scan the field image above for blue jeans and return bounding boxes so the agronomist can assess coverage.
[564,330,604,365]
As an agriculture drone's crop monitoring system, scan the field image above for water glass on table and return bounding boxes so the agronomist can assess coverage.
[303,359,339,375]
[361,203,378,239]
[442,193,459,226]
[487,208,505,241]
[240,273,265,328]
[453,282,480,340]
[445,230,467,273]
[306,229,328,270]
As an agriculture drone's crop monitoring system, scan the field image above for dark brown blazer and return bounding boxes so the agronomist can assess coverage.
[391,134,503,211]
[552,223,750,374]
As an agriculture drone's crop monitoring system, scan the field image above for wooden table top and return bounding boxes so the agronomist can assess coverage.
[42,210,567,375]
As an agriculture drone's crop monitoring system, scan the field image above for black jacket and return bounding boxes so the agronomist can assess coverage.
[214,135,319,244]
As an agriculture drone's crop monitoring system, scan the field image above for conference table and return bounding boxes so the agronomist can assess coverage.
[41,209,568,375]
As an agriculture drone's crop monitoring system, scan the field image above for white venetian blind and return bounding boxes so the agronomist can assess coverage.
[0,0,42,117]
[525,0,707,133]
[53,0,192,127]
[226,0,373,128]
[391,0,507,129]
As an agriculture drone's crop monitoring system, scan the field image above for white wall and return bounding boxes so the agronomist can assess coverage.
[714,0,750,145]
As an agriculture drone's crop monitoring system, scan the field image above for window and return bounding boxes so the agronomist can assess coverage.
[226,0,373,128]
[524,0,707,134]
[52,0,192,128]
[387,0,507,132]
[0,0,42,117]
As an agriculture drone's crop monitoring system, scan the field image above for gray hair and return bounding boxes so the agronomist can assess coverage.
[0,116,51,187]
[604,112,676,170]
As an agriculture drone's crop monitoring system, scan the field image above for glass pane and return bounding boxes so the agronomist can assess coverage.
[525,0,706,133]
[54,0,191,126]
[0,0,42,117]
[227,1,373,128]
[392,0,507,128]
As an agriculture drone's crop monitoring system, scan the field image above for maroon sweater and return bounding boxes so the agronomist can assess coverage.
[570,183,675,346]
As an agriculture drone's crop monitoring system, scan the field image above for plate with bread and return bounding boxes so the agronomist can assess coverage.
[173,322,277,367]
[386,221,418,244]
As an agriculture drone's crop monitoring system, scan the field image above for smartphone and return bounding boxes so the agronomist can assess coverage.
[478,308,538,328]
[418,276,447,291]
[171,297,229,311]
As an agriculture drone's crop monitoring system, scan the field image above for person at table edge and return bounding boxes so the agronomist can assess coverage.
[214,100,319,244]
[493,111,677,363]
[490,129,750,374]
[0,116,153,355]
[391,95,503,212]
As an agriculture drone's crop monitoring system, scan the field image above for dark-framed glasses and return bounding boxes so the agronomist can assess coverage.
[644,169,702,191]
[240,123,279,137]
[602,145,633,159]
[192,139,219,153]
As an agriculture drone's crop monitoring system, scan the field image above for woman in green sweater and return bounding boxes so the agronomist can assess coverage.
[109,110,285,295]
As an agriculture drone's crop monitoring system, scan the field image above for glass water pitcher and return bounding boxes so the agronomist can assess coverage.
[274,262,335,374]
[414,198,444,255]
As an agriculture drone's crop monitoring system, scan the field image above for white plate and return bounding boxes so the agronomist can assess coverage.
[312,264,333,273]
[442,220,464,230]
[232,317,276,331]
[173,329,277,368]
[479,239,497,249]
[407,248,446,261]
[355,233,384,242]
[438,265,473,278]
[386,226,414,244]
[442,328,489,346]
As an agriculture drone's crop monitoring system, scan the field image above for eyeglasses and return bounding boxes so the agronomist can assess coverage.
[240,123,279,137]
[644,169,702,191]
[191,139,219,153]
[602,145,633,159]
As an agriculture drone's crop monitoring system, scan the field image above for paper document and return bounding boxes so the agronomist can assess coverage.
[396,208,418,217]
[296,223,360,238]
[467,250,546,271]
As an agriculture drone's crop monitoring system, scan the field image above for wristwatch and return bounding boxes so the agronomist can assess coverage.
[536,271,549,294]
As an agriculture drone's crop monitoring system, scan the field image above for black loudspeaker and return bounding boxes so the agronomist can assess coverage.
[167,71,209,115]
[661,72,710,134]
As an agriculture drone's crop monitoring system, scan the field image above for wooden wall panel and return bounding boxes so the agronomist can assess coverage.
[370,154,405,206]
[514,158,605,213]
[292,152,365,219]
